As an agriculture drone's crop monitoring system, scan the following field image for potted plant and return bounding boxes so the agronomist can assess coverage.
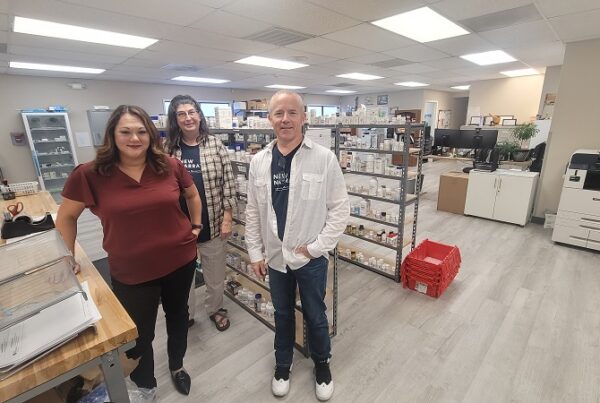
[510,122,539,161]
[495,141,520,161]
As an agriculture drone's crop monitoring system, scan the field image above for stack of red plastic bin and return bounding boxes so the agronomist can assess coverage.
[401,239,461,298]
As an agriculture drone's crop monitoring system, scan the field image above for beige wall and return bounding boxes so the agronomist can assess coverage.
[534,38,600,217]
[0,74,338,182]
[537,65,561,117]
[467,75,545,124]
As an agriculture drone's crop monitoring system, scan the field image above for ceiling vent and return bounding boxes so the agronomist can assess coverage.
[370,58,411,68]
[0,43,7,54]
[331,83,355,87]
[460,4,542,33]
[245,27,313,46]
[160,64,199,72]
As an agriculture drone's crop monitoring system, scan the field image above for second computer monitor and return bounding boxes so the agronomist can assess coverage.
[459,129,498,149]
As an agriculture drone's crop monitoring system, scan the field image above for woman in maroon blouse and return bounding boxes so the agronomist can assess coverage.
[56,105,201,398]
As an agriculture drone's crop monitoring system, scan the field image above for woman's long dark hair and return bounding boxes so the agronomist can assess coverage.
[165,95,210,155]
[94,105,169,176]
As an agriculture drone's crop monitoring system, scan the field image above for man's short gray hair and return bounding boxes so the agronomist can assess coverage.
[268,90,305,113]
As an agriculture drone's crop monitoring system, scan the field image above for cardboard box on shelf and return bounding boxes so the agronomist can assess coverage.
[392,152,418,167]
[247,99,268,110]
[437,171,469,215]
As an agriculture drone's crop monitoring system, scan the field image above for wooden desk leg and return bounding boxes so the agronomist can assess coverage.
[100,350,130,403]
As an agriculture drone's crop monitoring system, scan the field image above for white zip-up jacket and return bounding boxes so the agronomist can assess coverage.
[245,136,349,273]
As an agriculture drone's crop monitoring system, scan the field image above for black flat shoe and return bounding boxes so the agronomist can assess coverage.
[171,369,191,395]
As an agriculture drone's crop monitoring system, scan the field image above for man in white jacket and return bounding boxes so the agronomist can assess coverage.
[245,90,349,401]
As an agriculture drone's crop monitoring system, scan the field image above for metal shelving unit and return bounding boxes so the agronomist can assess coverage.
[213,126,339,356]
[334,123,426,282]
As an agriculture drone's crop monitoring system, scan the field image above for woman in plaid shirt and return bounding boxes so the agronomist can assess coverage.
[166,95,236,331]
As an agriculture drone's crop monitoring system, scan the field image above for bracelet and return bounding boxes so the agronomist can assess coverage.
[191,224,203,230]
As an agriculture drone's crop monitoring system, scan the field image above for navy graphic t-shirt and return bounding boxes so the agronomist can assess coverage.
[271,143,301,241]
[179,142,211,242]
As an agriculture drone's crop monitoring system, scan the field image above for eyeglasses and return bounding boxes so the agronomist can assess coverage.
[176,109,199,119]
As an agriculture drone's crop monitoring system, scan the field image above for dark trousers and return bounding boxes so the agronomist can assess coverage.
[269,256,331,368]
[111,259,196,389]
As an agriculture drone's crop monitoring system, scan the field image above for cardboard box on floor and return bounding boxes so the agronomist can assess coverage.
[437,171,469,214]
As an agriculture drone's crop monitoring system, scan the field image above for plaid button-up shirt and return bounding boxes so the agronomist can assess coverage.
[172,133,237,239]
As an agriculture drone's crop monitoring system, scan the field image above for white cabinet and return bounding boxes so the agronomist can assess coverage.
[21,113,79,203]
[464,170,539,226]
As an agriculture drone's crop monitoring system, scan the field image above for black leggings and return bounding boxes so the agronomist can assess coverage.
[111,259,196,389]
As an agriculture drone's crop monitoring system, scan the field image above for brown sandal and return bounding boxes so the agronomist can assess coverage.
[209,308,230,331]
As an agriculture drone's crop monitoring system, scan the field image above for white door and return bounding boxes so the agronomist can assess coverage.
[493,174,534,225]
[464,171,497,219]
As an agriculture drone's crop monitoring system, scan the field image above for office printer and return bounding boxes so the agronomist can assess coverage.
[552,149,600,250]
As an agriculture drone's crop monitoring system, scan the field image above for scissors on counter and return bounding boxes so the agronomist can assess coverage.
[7,201,24,218]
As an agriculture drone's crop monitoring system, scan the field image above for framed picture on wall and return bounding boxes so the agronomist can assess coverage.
[498,115,514,125]
[483,116,494,126]
[469,116,481,125]
[502,118,517,126]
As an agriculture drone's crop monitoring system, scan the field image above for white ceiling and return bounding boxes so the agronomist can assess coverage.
[1,0,600,95]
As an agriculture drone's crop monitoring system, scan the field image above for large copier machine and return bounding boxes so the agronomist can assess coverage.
[552,149,600,250]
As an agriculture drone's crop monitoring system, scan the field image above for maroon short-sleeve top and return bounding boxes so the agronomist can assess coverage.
[62,158,197,284]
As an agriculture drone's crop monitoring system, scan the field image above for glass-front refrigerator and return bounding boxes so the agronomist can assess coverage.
[21,112,79,203]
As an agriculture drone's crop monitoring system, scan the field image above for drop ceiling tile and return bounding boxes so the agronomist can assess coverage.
[287,37,371,59]
[189,10,272,38]
[549,9,600,43]
[192,0,237,7]
[479,20,558,48]
[345,53,398,64]
[390,63,438,74]
[223,0,359,36]
[258,47,337,66]
[0,31,6,43]
[147,40,245,62]
[10,0,180,39]
[384,44,450,62]
[426,34,495,56]
[8,44,130,65]
[422,57,474,70]
[61,0,215,26]
[418,69,466,80]
[9,33,142,58]
[109,65,175,79]
[0,13,8,31]
[305,0,427,21]
[323,23,415,52]
[431,0,532,21]
[506,41,565,66]
[535,0,600,18]
[161,27,275,54]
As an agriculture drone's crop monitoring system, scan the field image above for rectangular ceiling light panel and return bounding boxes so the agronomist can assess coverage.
[265,84,306,89]
[234,56,308,70]
[451,85,470,90]
[336,73,383,81]
[10,61,105,74]
[395,81,429,87]
[460,50,516,65]
[172,76,230,83]
[326,89,356,94]
[13,17,157,49]
[372,7,469,43]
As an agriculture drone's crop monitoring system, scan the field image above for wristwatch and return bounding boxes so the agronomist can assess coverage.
[191,224,203,230]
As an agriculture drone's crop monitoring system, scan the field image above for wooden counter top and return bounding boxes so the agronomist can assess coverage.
[0,192,137,401]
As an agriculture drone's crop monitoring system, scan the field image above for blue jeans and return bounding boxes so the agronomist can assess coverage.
[269,256,331,368]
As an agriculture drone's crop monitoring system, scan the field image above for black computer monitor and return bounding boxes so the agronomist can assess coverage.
[458,129,498,149]
[433,129,460,147]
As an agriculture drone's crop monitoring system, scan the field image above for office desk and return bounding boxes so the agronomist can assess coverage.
[0,192,138,403]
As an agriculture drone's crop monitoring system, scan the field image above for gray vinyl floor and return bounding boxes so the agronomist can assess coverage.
[76,160,600,403]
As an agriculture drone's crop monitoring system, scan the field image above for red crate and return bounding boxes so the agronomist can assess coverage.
[401,239,461,298]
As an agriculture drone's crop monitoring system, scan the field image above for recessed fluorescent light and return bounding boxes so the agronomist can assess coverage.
[326,89,356,94]
[372,7,469,43]
[336,73,383,81]
[395,81,429,87]
[451,85,470,90]
[13,16,157,49]
[460,50,516,66]
[265,84,306,89]
[10,61,104,74]
[500,68,539,77]
[234,56,308,70]
[172,76,230,84]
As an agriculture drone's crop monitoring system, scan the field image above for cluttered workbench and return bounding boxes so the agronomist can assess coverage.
[0,192,137,402]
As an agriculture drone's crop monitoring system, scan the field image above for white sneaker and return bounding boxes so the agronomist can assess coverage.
[271,364,292,397]
[315,361,334,401]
